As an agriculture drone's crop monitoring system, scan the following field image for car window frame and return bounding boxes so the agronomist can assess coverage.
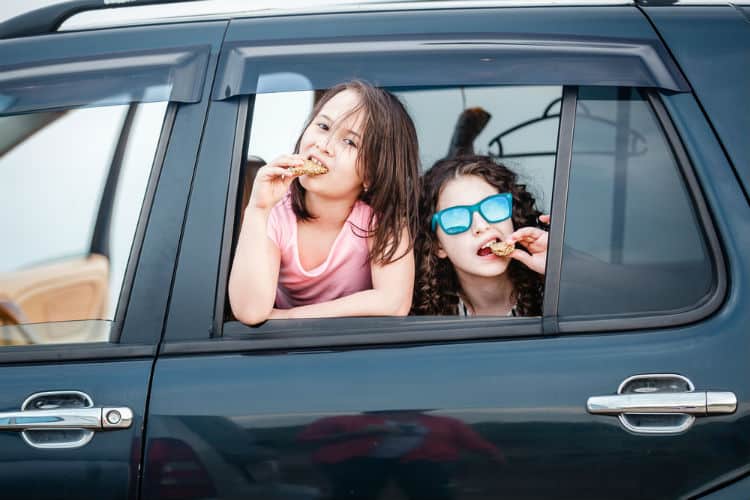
[0,102,176,363]
[209,84,569,348]
[202,85,726,352]
[152,15,726,351]
[554,88,726,334]
[0,20,228,362]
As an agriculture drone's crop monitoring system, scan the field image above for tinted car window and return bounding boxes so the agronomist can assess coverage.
[559,87,714,318]
[0,102,167,344]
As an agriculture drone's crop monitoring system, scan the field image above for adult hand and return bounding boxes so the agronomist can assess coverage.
[247,154,304,211]
[508,227,548,275]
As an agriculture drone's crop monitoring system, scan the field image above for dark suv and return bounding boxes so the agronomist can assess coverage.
[0,1,748,498]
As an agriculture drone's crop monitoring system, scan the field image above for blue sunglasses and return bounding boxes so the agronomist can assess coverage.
[431,193,513,235]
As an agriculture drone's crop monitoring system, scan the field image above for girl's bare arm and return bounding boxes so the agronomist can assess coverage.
[228,207,281,325]
[270,227,415,319]
[228,158,301,325]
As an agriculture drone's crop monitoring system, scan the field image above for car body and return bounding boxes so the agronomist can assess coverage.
[0,0,749,498]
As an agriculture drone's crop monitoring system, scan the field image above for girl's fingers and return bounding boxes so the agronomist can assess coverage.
[259,165,299,180]
[510,249,534,267]
[268,154,305,168]
[510,249,547,275]
[509,227,546,243]
[510,248,528,262]
[539,214,551,225]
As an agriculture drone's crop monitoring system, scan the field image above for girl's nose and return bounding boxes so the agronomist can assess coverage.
[315,134,333,155]
[471,211,489,235]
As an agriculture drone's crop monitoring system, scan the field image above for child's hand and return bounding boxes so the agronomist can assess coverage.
[247,154,305,211]
[508,227,548,275]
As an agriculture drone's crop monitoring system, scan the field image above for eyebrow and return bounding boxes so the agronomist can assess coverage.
[319,114,362,138]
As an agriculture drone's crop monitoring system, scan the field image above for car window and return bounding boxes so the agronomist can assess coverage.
[0,102,168,345]
[559,87,715,318]
[230,84,561,324]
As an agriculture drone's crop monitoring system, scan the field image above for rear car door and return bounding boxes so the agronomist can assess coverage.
[0,20,225,499]
[145,4,749,499]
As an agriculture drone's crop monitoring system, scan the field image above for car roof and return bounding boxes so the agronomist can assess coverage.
[1,0,637,39]
[1,0,743,40]
[57,0,636,32]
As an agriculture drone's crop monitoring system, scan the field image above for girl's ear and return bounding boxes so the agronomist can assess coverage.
[436,239,448,259]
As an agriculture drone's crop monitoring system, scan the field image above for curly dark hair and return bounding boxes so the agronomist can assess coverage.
[412,155,546,316]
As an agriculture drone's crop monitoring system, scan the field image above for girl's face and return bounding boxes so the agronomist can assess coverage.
[435,175,515,280]
[298,89,367,200]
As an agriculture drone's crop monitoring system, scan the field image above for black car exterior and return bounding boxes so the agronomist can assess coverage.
[0,1,749,499]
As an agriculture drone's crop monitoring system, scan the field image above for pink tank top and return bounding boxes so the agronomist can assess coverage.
[267,195,374,308]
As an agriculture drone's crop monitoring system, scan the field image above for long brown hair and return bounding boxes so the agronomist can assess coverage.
[413,155,546,316]
[289,81,420,264]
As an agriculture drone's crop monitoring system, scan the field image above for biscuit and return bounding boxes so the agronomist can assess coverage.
[288,159,329,176]
[489,240,515,257]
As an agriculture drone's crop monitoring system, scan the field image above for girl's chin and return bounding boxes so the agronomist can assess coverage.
[298,176,333,194]
[472,257,510,275]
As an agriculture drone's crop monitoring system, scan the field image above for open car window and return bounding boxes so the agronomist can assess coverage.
[228,83,561,326]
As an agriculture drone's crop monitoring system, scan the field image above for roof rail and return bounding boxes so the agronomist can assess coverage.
[1,0,645,38]
[0,0,187,39]
[57,0,634,32]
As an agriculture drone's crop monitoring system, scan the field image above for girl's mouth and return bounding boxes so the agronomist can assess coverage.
[477,239,500,257]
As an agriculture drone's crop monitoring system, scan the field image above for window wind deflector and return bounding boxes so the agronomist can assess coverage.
[0,45,209,115]
[488,97,647,160]
[213,34,689,99]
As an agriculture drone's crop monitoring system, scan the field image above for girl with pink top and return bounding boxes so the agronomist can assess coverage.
[229,81,420,325]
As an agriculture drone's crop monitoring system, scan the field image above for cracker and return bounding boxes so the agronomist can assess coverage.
[288,159,329,176]
[489,240,514,257]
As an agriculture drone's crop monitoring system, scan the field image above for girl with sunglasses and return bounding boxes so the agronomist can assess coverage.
[229,81,420,325]
[413,155,548,316]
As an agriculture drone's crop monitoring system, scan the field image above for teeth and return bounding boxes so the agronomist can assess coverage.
[481,239,499,249]
[310,157,323,166]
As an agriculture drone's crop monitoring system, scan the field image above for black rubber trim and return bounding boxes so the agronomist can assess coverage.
[557,89,727,334]
[90,104,138,259]
[0,342,155,365]
[215,32,690,99]
[212,96,251,337]
[165,316,542,355]
[542,86,577,334]
[113,103,177,344]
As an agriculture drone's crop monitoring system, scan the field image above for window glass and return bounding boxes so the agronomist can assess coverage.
[0,102,168,344]
[560,87,714,318]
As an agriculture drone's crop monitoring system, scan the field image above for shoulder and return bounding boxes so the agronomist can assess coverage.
[267,194,295,243]
[269,193,294,222]
[350,200,374,226]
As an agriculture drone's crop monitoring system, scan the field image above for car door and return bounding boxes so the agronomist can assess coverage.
[0,20,225,499]
[145,5,749,500]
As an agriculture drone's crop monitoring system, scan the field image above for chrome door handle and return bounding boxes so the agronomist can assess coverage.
[587,392,737,415]
[0,391,133,449]
[587,374,737,434]
[0,406,133,430]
